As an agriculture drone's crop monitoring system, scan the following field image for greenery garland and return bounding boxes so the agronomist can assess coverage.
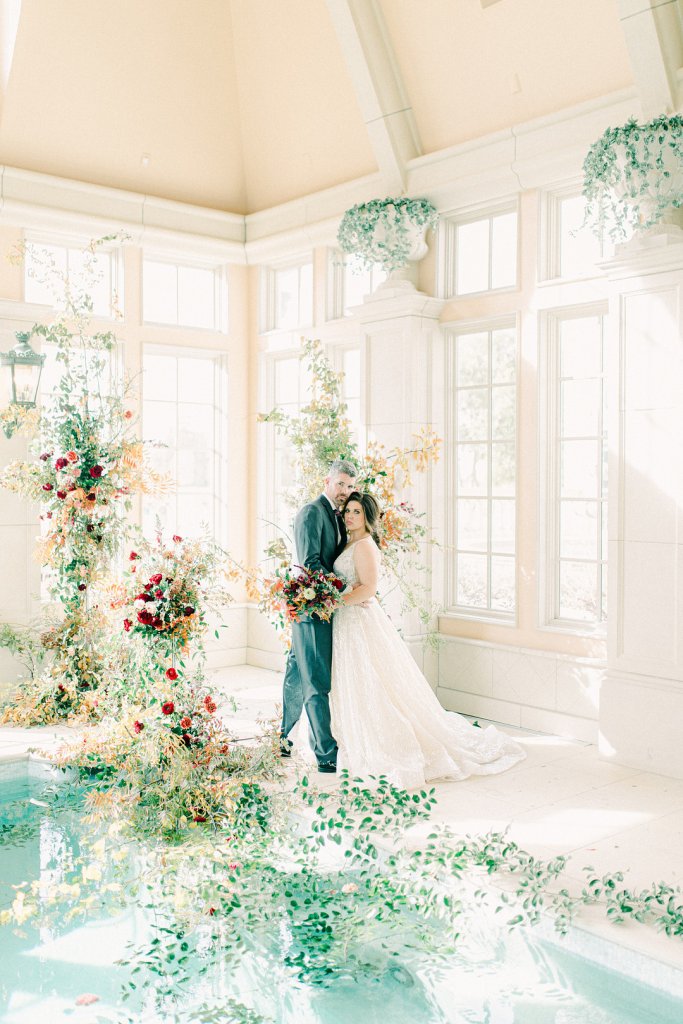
[582,113,683,242]
[337,195,439,272]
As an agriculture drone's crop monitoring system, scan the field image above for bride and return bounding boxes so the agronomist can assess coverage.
[329,491,526,789]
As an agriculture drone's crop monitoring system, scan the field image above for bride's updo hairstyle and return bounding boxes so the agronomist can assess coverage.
[343,491,382,548]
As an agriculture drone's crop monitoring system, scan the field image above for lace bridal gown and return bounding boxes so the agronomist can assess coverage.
[329,542,526,789]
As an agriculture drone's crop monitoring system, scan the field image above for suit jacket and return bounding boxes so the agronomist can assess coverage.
[293,495,346,575]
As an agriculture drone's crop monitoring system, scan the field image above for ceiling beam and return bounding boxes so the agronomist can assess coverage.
[617,0,683,117]
[324,0,421,194]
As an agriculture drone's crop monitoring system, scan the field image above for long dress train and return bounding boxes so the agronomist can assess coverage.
[329,541,526,789]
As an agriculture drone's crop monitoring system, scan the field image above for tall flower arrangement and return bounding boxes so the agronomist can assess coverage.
[0,239,165,722]
[259,338,441,632]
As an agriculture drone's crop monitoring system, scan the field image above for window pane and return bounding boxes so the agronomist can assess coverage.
[456,220,489,294]
[457,333,488,387]
[560,501,598,560]
[143,261,178,324]
[275,358,300,404]
[178,266,215,329]
[492,329,516,384]
[456,498,488,552]
[559,561,598,621]
[344,262,374,313]
[560,316,602,378]
[457,444,488,496]
[560,440,599,498]
[178,356,213,403]
[559,195,602,279]
[275,266,299,329]
[144,355,178,402]
[491,211,517,289]
[143,400,178,447]
[457,388,488,441]
[177,448,212,488]
[491,386,515,440]
[342,348,361,397]
[456,553,488,607]
[491,442,515,496]
[299,263,313,326]
[491,499,515,554]
[178,403,213,448]
[491,556,515,611]
[68,249,112,317]
[561,379,601,437]
[177,494,213,534]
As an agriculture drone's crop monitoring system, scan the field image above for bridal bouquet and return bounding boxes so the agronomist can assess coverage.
[260,565,346,630]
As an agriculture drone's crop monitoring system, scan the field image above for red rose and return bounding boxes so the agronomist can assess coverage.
[133,720,144,733]
[89,465,103,478]
[56,490,67,500]
[143,582,152,591]
[42,483,53,491]
[155,588,163,598]
[123,618,132,631]
[166,667,178,681]
[57,684,65,693]
[161,701,174,715]
[184,605,195,617]
[333,578,344,591]
[180,716,192,729]
[137,610,154,625]
[129,551,138,560]
[149,573,163,585]
[173,535,182,543]
[55,457,68,470]
[193,814,207,823]
[152,617,163,629]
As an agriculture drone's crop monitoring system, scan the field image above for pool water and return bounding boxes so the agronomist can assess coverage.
[1,765,683,1024]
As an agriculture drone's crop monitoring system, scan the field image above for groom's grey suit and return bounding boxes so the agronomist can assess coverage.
[281,495,346,765]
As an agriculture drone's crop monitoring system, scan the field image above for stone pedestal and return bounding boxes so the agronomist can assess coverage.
[350,288,445,680]
[600,226,683,776]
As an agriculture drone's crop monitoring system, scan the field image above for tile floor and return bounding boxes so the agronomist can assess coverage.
[2,663,683,987]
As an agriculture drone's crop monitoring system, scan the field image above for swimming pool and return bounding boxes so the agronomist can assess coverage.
[1,758,682,1024]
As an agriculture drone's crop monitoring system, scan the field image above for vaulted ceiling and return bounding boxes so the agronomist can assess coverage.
[0,0,667,216]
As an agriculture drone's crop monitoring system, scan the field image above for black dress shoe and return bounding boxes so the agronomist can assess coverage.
[279,738,293,758]
[317,762,337,774]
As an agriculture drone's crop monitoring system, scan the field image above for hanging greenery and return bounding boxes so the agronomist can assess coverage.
[582,113,683,242]
[337,196,439,272]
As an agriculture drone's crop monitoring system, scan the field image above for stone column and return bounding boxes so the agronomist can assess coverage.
[600,225,683,776]
[352,283,445,682]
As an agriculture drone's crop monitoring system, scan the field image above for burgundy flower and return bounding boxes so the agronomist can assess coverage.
[133,720,144,733]
[166,667,178,681]
[57,684,65,693]
[183,605,195,617]
[86,524,94,532]
[137,610,154,625]
[42,483,53,492]
[78,583,87,592]
[208,906,216,915]
[162,701,174,715]
[55,457,68,470]
[172,535,182,543]
[123,618,132,632]
[332,578,345,591]
[193,814,207,823]
[56,490,67,500]
[86,493,96,502]
[155,588,163,599]
[89,465,103,479]
[152,617,163,629]
[39,452,49,462]
[129,551,138,560]
[143,582,152,591]
[149,573,163,585]
[182,733,192,747]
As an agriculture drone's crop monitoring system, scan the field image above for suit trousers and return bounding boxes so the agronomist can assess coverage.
[281,616,337,764]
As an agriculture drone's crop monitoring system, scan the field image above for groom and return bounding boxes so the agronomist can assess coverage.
[280,458,357,773]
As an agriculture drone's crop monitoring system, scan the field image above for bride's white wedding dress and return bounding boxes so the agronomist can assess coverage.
[329,541,526,789]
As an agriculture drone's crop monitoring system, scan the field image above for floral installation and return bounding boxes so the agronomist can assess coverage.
[582,113,683,242]
[0,403,41,440]
[337,195,439,272]
[259,337,441,635]
[0,238,168,723]
[259,564,346,632]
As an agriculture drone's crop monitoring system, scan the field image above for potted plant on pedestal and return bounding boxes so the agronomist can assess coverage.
[582,113,683,244]
[337,196,439,281]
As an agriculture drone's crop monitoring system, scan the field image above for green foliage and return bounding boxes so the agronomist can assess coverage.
[337,196,439,271]
[582,113,683,242]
